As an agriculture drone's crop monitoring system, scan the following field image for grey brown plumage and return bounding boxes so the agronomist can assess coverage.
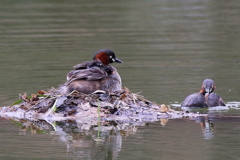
[181,79,226,108]
[59,49,122,95]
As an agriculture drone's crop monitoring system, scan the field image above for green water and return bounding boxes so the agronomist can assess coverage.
[0,0,240,159]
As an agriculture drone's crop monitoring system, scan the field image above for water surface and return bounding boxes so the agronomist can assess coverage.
[0,0,240,160]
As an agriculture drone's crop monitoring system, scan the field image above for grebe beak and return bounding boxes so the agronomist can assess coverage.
[204,86,213,98]
[113,58,123,63]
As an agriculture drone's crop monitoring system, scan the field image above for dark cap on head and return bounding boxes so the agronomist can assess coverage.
[93,49,123,65]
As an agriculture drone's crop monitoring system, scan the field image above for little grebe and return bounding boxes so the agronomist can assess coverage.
[181,79,225,108]
[59,49,123,95]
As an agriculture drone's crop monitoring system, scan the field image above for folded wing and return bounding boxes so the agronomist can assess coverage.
[65,67,108,86]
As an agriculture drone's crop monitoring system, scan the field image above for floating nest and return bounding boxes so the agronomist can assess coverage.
[0,87,206,122]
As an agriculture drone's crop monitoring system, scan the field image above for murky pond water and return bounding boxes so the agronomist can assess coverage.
[1,0,240,159]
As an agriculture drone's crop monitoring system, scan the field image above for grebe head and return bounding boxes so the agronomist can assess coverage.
[201,79,216,97]
[93,49,123,65]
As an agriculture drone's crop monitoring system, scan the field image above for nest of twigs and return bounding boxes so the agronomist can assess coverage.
[1,87,173,120]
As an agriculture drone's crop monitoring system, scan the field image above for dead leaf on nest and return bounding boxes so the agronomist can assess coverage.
[19,104,31,110]
[159,104,171,113]
[30,94,39,102]
[19,93,29,102]
[38,90,47,95]
[120,93,127,100]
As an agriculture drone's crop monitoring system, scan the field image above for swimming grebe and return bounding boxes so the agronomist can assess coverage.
[181,79,225,107]
[59,49,123,95]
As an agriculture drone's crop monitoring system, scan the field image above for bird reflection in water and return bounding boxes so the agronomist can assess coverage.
[15,119,139,159]
[14,114,216,159]
[187,116,215,140]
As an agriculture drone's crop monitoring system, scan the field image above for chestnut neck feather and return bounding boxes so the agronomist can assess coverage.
[93,52,109,65]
